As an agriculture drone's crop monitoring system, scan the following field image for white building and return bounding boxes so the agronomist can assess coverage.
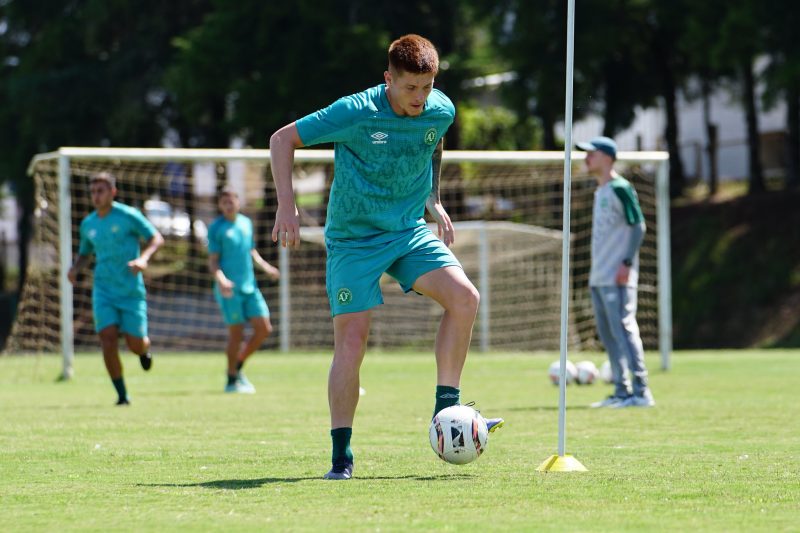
[566,70,788,182]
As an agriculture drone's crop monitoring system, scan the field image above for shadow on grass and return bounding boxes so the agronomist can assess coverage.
[139,473,474,489]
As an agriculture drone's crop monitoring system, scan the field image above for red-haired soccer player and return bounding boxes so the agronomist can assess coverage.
[269,35,503,480]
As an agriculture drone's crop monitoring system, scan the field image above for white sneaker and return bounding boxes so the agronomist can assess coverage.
[590,395,628,408]
[615,391,655,408]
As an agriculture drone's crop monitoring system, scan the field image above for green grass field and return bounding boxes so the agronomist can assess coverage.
[1,350,798,532]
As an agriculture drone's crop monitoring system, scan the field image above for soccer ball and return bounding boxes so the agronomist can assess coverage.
[548,360,577,385]
[599,360,613,384]
[575,361,599,385]
[429,405,488,465]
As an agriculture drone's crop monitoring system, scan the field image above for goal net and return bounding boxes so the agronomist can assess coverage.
[9,149,670,371]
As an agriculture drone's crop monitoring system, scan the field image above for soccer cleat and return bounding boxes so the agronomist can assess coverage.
[462,402,504,433]
[485,417,505,433]
[236,372,254,389]
[139,352,153,371]
[116,397,130,406]
[590,395,628,408]
[225,375,255,394]
[615,390,655,408]
[323,459,354,480]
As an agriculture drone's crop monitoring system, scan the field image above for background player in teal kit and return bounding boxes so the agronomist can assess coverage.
[208,187,280,394]
[68,172,164,405]
[269,34,503,480]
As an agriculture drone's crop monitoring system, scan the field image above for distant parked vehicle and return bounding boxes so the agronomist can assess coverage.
[144,199,207,241]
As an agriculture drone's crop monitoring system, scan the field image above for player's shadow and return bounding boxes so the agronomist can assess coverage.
[140,478,316,489]
[139,473,474,490]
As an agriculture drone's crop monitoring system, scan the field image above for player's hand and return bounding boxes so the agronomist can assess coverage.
[425,199,455,247]
[272,203,300,249]
[264,263,280,281]
[219,277,234,298]
[128,257,148,274]
[615,264,630,285]
[67,267,77,285]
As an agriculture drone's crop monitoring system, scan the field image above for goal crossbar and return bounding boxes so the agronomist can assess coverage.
[20,148,671,381]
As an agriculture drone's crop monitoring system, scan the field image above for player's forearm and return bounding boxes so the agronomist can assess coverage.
[139,233,164,262]
[71,255,91,272]
[624,221,646,261]
[269,126,299,206]
[251,251,267,270]
[429,137,444,204]
[208,256,225,281]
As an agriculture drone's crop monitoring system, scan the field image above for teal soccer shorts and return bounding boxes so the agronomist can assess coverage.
[214,287,270,326]
[326,225,462,316]
[93,291,148,338]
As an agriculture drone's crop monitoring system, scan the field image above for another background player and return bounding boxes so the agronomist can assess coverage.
[577,136,655,408]
[68,172,164,405]
[208,186,279,394]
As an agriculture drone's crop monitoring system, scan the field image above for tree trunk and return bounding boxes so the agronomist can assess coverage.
[702,78,719,196]
[742,58,765,194]
[786,84,800,190]
[541,111,557,150]
[15,181,34,296]
[662,67,686,197]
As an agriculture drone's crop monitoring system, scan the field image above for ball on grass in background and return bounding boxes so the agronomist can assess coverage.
[429,405,488,465]
[548,360,577,386]
[575,360,600,385]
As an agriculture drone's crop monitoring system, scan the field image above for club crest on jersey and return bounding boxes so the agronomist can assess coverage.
[336,288,353,305]
[424,128,437,145]
[370,131,388,144]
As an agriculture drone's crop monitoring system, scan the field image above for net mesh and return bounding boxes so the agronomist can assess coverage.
[8,152,661,353]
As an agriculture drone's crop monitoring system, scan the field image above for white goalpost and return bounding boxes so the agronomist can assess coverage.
[12,148,670,382]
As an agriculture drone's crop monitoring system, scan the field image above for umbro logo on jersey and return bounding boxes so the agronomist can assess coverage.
[370,131,388,144]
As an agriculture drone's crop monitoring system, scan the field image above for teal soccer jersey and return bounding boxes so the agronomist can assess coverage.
[208,214,257,294]
[295,84,455,243]
[78,201,157,299]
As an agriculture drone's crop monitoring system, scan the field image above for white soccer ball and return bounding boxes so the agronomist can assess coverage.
[575,361,599,385]
[429,405,488,465]
[548,360,577,386]
[599,360,613,384]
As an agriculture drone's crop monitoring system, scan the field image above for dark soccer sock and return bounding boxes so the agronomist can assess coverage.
[227,373,238,386]
[433,385,460,418]
[112,377,128,402]
[236,360,244,372]
[330,427,354,464]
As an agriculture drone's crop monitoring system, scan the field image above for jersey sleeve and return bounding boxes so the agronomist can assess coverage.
[295,95,362,146]
[128,207,158,241]
[612,181,644,225]
[247,218,255,250]
[78,219,93,256]
[207,221,221,254]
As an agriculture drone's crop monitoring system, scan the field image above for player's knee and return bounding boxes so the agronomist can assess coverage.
[450,283,480,317]
[338,326,369,355]
[254,319,272,340]
[97,327,117,347]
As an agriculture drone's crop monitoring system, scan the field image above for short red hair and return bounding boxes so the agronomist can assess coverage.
[388,34,439,76]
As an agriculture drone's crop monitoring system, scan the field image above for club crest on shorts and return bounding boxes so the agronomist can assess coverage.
[336,288,353,305]
[424,128,437,145]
